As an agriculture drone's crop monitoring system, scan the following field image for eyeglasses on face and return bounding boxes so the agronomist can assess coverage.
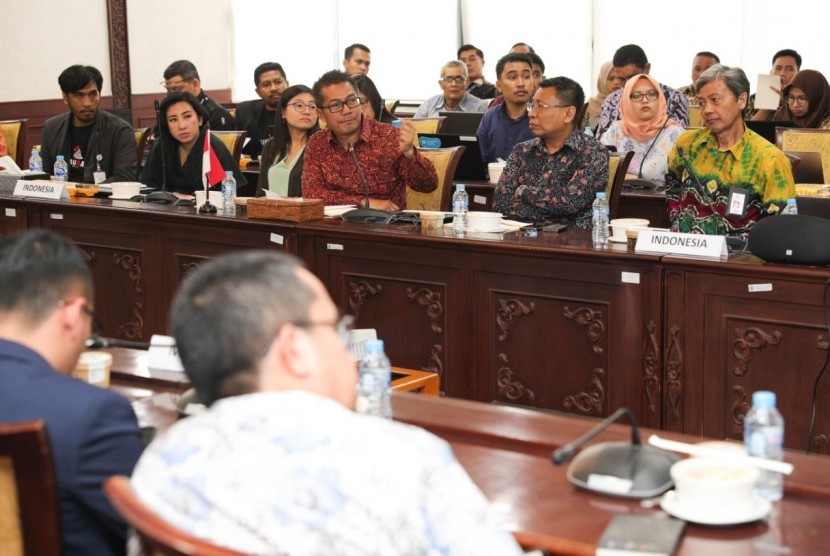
[527,101,569,113]
[287,102,317,113]
[321,96,361,113]
[293,314,355,347]
[629,90,659,103]
[786,94,809,105]
[162,78,193,93]
[442,76,466,85]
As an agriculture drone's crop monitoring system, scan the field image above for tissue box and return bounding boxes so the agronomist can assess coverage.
[247,198,324,221]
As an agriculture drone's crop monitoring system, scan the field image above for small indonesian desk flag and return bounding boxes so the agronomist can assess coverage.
[202,132,225,189]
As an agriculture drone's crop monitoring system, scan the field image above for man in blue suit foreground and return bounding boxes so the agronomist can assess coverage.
[0,230,144,555]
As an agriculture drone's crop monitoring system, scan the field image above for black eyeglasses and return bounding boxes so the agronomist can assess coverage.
[629,90,659,103]
[293,314,354,346]
[442,76,466,85]
[321,96,361,113]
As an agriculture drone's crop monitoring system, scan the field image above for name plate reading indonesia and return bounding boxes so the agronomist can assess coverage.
[14,179,69,200]
[635,229,727,259]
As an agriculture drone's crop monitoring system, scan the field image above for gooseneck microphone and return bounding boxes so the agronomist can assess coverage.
[552,407,679,499]
[552,407,641,465]
[154,99,167,193]
[340,142,395,223]
[86,335,150,350]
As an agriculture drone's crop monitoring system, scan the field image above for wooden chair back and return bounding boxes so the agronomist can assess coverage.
[104,476,247,556]
[0,119,28,169]
[134,127,151,179]
[0,420,61,556]
[210,131,247,164]
[409,117,447,147]
[776,127,830,183]
[406,146,465,212]
[606,151,634,219]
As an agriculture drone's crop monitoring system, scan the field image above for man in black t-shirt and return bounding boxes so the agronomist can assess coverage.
[40,65,137,183]
[235,62,289,159]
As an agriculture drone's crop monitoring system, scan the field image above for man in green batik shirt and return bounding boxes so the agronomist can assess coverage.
[665,65,795,237]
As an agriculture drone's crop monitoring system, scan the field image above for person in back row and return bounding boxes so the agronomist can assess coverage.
[772,69,830,129]
[351,74,396,123]
[141,92,246,195]
[343,43,372,75]
[748,49,802,120]
[130,249,523,555]
[302,71,437,210]
[677,51,720,107]
[494,76,608,228]
[235,62,289,159]
[477,53,535,164]
[458,44,497,99]
[666,65,795,236]
[595,44,689,137]
[162,60,235,131]
[40,65,137,183]
[413,60,490,119]
[0,229,144,556]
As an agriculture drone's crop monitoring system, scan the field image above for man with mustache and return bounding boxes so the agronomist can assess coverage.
[413,60,489,119]
[235,62,289,159]
[40,65,137,183]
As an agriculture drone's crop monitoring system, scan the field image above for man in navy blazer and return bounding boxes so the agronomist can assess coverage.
[0,230,144,555]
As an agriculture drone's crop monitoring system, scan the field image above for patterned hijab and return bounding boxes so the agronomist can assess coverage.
[620,74,670,142]
[774,69,830,128]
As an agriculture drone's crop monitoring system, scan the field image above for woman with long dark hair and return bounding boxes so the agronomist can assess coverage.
[351,74,396,124]
[141,92,245,194]
[258,85,319,196]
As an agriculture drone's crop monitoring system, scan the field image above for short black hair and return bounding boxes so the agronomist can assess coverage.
[0,230,92,325]
[539,76,585,111]
[344,43,370,60]
[511,42,535,54]
[171,250,315,405]
[312,70,356,108]
[458,44,484,60]
[58,65,103,94]
[612,44,648,69]
[527,52,545,74]
[695,51,720,63]
[163,60,200,81]
[254,62,286,86]
[495,53,532,80]
[158,92,208,137]
[772,49,802,69]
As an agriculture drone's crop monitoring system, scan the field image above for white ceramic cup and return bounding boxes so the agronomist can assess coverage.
[670,456,759,513]
[72,351,113,388]
[488,162,505,184]
[466,211,503,232]
[110,182,140,199]
[610,218,649,242]
[195,190,223,207]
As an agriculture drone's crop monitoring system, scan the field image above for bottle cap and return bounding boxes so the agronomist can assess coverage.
[752,390,776,408]
[596,192,606,199]
[225,171,233,177]
[455,184,466,191]
[786,198,796,205]
[56,155,64,161]
[365,339,385,353]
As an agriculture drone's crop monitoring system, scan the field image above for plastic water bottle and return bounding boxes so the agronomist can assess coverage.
[53,155,68,181]
[591,192,609,247]
[452,184,469,234]
[221,171,237,215]
[28,148,43,172]
[781,198,798,215]
[744,391,785,501]
[357,339,392,418]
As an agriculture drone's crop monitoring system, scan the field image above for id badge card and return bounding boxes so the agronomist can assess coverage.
[93,171,107,184]
[727,187,750,217]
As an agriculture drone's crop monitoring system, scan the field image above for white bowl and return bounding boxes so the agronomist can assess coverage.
[466,211,503,232]
[110,182,141,199]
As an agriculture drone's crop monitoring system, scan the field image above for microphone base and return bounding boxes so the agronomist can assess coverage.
[198,201,218,214]
[566,441,679,499]
[341,207,393,224]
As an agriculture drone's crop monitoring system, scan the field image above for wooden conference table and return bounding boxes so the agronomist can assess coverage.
[1,194,829,454]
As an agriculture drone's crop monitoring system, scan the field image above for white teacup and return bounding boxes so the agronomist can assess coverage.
[610,218,649,243]
[195,190,223,207]
[110,182,140,199]
[72,351,112,388]
[466,211,503,232]
[670,456,759,514]
[488,162,505,184]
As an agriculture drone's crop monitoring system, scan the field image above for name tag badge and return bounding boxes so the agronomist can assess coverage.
[93,171,107,185]
[727,188,750,216]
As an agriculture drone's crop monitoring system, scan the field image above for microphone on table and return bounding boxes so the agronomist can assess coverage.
[552,407,678,499]
[86,335,151,350]
[341,142,394,223]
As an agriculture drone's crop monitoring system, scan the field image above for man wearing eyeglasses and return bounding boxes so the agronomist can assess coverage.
[493,76,609,228]
[303,70,437,211]
[235,62,289,159]
[131,250,523,554]
[413,60,490,118]
[0,230,144,556]
[162,60,236,131]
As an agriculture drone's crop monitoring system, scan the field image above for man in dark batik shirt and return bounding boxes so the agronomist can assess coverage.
[493,77,608,228]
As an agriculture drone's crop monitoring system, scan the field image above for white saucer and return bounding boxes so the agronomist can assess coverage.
[109,195,137,200]
[660,490,772,525]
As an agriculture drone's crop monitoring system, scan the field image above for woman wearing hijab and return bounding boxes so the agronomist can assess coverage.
[600,74,684,184]
[141,92,246,194]
[582,61,618,132]
[774,69,830,129]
